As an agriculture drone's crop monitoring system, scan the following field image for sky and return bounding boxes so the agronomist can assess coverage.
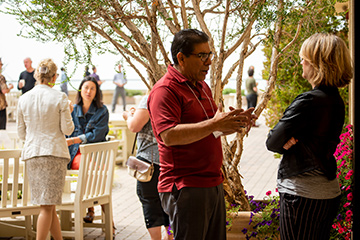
[0,12,132,83]
[0,10,266,91]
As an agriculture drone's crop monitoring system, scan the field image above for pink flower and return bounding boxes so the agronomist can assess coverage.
[339,133,346,140]
[345,170,354,180]
[338,227,344,234]
[275,188,278,193]
[346,210,352,216]
[343,149,352,157]
[343,202,350,208]
[346,186,351,191]
[347,192,353,201]
[338,160,346,169]
[345,215,352,222]
[266,191,271,196]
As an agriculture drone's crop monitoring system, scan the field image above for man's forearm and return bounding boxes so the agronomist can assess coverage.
[160,119,216,146]
[158,107,254,146]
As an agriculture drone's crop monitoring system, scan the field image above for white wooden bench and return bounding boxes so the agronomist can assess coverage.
[108,120,136,166]
[57,140,120,240]
[0,149,40,239]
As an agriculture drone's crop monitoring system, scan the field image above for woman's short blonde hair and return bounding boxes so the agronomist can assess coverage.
[299,33,353,88]
[34,58,58,85]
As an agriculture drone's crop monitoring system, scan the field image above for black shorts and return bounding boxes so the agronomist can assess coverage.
[136,158,170,229]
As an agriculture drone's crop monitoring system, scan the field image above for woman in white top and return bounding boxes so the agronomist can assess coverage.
[17,58,74,240]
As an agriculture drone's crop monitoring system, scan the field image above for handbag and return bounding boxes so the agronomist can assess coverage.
[126,133,154,182]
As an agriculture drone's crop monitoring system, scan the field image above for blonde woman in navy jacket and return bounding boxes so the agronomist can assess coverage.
[266,33,353,240]
[17,58,74,240]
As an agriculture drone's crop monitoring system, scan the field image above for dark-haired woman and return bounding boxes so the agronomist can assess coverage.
[66,76,109,223]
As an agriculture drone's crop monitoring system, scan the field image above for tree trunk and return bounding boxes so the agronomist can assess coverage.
[221,0,285,210]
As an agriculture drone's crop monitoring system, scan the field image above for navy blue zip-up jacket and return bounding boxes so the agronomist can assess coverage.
[67,103,109,169]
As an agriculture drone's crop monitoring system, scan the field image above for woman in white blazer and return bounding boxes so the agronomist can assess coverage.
[17,58,74,240]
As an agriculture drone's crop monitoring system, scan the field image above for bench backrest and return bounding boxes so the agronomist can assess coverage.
[0,149,30,208]
[75,140,120,203]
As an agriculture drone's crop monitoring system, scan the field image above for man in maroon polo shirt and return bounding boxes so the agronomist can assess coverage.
[147,29,255,240]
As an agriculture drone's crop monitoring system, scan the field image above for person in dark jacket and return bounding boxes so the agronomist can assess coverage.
[266,33,353,240]
[66,76,112,228]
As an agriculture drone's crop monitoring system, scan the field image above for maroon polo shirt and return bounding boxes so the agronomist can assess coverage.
[147,65,224,193]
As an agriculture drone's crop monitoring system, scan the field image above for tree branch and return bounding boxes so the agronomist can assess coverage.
[180,0,189,29]
[221,59,240,89]
[167,0,182,29]
[191,0,215,50]
[143,0,172,68]
[87,22,151,89]
[157,0,181,34]
[253,0,284,118]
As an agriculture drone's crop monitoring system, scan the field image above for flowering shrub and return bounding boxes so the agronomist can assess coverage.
[331,124,353,239]
[242,190,280,240]
[237,126,353,240]
[225,201,241,231]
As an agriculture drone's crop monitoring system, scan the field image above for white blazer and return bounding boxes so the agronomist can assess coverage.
[17,84,74,160]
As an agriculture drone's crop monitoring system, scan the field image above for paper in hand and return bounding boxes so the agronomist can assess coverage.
[213,131,223,138]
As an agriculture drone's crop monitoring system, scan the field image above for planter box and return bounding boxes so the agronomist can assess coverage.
[223,94,247,110]
[227,211,253,240]
[227,210,280,240]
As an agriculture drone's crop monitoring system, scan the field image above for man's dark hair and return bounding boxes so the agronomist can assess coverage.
[61,67,65,71]
[248,67,254,77]
[171,29,209,65]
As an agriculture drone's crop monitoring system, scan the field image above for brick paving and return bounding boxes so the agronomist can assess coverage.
[1,103,278,240]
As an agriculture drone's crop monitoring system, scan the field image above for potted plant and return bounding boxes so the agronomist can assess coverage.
[226,200,253,240]
[238,190,280,240]
[235,124,353,240]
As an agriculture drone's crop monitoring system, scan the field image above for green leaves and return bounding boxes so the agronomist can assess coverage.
[262,0,349,129]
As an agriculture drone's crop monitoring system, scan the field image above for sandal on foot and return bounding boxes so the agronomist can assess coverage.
[83,210,95,223]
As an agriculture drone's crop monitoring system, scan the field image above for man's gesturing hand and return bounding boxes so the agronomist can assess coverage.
[212,104,254,135]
